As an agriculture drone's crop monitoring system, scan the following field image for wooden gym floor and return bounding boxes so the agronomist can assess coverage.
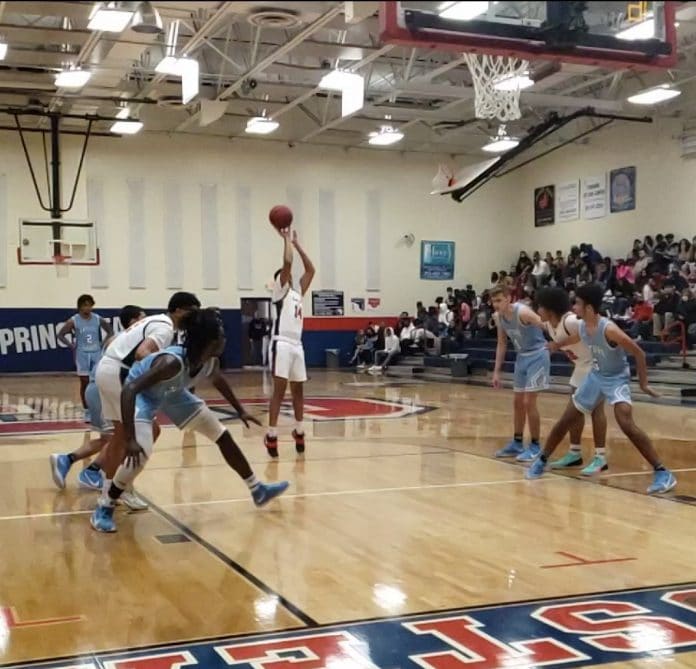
[2,370,696,668]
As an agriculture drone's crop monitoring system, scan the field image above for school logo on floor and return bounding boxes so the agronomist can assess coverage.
[0,397,429,435]
[9,583,696,668]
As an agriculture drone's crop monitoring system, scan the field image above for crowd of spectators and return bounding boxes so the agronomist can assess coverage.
[365,234,696,368]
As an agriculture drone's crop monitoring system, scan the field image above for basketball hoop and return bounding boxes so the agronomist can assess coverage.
[53,253,72,278]
[463,53,530,122]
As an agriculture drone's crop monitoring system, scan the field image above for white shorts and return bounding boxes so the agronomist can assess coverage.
[95,356,125,422]
[270,339,307,382]
[570,362,593,390]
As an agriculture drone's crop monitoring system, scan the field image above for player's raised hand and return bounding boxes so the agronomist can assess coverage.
[291,229,299,245]
[278,226,292,239]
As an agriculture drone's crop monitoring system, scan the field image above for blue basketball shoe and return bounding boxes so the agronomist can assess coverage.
[252,481,289,507]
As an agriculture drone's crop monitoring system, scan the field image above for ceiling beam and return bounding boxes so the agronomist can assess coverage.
[175,4,343,132]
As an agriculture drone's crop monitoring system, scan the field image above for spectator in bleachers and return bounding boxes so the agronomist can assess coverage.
[349,329,367,366]
[531,252,550,287]
[653,283,679,337]
[616,258,635,294]
[459,298,471,330]
[515,251,533,276]
[416,301,427,321]
[669,264,689,292]
[678,239,691,262]
[643,276,657,305]
[446,287,457,310]
[490,272,500,289]
[370,327,401,373]
[399,317,415,353]
[644,235,655,253]
[677,288,696,344]
[395,312,411,337]
[629,295,654,340]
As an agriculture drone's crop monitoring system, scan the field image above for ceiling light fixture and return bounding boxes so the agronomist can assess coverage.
[245,116,279,135]
[131,1,163,34]
[616,14,655,40]
[0,41,7,61]
[319,69,364,117]
[319,69,362,91]
[368,125,404,146]
[55,67,91,89]
[493,71,534,92]
[627,84,681,105]
[438,1,489,21]
[110,106,143,134]
[482,127,519,153]
[88,2,134,33]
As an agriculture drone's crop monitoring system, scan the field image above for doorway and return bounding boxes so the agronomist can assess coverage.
[240,298,271,368]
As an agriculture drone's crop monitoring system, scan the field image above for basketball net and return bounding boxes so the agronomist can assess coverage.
[53,253,72,278]
[463,53,529,122]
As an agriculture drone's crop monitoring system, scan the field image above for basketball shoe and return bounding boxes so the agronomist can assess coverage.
[50,453,72,489]
[292,429,305,454]
[264,434,279,458]
[252,480,289,506]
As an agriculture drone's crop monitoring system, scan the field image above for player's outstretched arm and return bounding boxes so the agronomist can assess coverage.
[278,227,293,288]
[292,230,315,295]
[605,321,659,398]
[120,355,179,464]
[211,372,262,428]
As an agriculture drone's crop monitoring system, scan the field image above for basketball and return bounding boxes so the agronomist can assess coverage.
[269,205,293,230]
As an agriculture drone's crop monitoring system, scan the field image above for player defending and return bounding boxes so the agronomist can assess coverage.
[91,309,288,532]
[491,285,550,462]
[57,294,113,421]
[50,305,146,491]
[264,228,315,458]
[536,287,609,475]
[526,284,677,495]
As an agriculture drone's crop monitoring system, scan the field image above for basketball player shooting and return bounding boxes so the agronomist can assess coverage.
[264,227,315,458]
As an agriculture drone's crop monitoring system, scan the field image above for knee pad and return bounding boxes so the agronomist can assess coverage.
[186,407,226,442]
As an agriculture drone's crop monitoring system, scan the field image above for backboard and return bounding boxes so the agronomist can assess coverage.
[380,1,677,69]
[18,219,99,265]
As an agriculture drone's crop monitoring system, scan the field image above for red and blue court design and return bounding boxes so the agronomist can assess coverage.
[0,396,431,435]
[7,583,696,668]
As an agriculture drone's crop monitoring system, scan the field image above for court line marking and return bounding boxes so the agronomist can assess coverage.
[601,466,696,479]
[140,493,319,628]
[0,476,567,522]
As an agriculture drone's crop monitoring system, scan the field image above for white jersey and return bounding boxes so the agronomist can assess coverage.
[272,279,304,344]
[104,314,175,368]
[544,313,592,370]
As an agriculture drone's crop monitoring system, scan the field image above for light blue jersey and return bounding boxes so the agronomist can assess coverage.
[573,317,632,413]
[72,313,102,353]
[498,303,546,354]
[579,317,629,377]
[127,345,204,428]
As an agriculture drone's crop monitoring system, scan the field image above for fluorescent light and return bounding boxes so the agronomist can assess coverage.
[617,15,655,40]
[245,117,279,135]
[482,137,519,153]
[341,74,364,116]
[88,2,133,32]
[627,84,681,105]
[493,72,534,92]
[0,43,7,61]
[439,1,489,21]
[155,55,181,75]
[110,120,143,134]
[179,58,199,104]
[319,69,362,91]
[55,68,91,89]
[115,107,129,119]
[368,126,404,146]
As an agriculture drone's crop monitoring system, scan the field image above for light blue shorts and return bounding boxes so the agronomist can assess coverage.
[513,348,550,393]
[573,369,632,414]
[135,389,205,429]
[85,381,112,435]
[76,350,100,376]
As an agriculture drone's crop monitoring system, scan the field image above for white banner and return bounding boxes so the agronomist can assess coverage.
[557,180,579,222]
[582,175,607,219]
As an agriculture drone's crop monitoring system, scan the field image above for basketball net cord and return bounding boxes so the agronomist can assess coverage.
[463,53,530,122]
